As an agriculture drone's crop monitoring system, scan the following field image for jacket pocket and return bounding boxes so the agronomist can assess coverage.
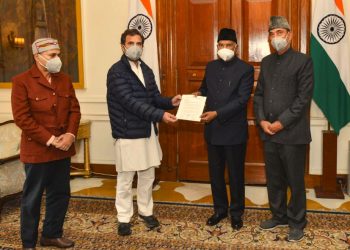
[21,133,46,154]
[28,95,50,111]
[57,92,71,110]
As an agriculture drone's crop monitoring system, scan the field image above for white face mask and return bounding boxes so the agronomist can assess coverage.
[271,36,289,52]
[124,45,143,61]
[38,54,62,73]
[217,48,235,61]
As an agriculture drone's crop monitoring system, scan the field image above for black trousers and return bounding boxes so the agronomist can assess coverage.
[21,158,71,248]
[207,143,246,219]
[263,142,307,229]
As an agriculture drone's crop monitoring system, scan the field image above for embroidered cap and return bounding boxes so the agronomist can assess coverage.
[269,16,291,31]
[32,38,60,54]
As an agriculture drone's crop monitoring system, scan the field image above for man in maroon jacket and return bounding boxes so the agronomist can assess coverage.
[11,38,81,250]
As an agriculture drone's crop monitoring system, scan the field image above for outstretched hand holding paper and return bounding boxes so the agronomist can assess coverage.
[176,94,206,122]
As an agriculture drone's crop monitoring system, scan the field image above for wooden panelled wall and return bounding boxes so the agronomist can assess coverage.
[156,0,311,184]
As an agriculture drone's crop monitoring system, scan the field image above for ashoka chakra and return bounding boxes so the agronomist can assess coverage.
[317,14,346,44]
[128,14,153,40]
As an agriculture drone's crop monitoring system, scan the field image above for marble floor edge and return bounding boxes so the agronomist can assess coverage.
[70,178,350,212]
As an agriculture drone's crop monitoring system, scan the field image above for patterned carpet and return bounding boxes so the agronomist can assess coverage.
[1,197,350,249]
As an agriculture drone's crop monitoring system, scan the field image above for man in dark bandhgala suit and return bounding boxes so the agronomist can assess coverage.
[194,28,254,231]
[254,16,314,242]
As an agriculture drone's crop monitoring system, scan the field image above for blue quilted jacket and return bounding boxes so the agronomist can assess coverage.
[107,55,174,139]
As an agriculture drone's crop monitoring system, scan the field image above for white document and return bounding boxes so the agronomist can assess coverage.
[176,95,206,122]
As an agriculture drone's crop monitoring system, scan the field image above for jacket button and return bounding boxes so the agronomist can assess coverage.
[53,103,57,107]
[28,137,32,141]
[53,92,56,96]
[35,97,39,101]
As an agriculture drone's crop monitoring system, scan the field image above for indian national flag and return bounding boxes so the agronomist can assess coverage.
[311,0,350,134]
[128,0,161,90]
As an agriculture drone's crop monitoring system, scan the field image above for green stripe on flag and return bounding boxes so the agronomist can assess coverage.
[311,34,350,134]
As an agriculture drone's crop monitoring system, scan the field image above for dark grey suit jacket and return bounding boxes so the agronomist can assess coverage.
[253,48,314,144]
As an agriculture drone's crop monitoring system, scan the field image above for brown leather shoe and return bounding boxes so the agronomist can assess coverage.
[40,237,74,248]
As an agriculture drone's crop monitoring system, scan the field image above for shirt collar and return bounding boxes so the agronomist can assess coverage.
[128,59,141,69]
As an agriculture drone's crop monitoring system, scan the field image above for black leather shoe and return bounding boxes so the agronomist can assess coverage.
[139,214,160,229]
[206,213,227,226]
[231,217,243,230]
[118,222,132,236]
[40,237,74,248]
[22,248,35,250]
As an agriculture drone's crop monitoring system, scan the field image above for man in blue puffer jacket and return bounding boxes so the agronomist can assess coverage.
[107,29,181,236]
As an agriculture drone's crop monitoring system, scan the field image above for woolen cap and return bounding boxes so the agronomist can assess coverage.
[269,16,291,31]
[32,38,60,54]
[217,28,237,43]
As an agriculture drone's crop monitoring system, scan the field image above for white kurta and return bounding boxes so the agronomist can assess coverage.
[114,60,163,172]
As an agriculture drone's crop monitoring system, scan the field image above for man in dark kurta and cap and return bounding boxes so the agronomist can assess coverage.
[194,28,254,230]
[254,16,314,242]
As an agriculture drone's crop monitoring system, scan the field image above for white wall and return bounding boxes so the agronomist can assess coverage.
[309,101,350,174]
[0,0,349,174]
[70,0,129,165]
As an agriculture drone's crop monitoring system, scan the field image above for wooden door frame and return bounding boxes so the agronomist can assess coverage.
[156,0,178,181]
[155,0,313,184]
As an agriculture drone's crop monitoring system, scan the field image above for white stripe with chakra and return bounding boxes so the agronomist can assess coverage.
[311,0,350,95]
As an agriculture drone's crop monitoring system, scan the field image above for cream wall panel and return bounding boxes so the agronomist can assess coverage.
[71,0,128,165]
[309,119,327,175]
[310,101,350,174]
[337,126,350,174]
[71,120,115,165]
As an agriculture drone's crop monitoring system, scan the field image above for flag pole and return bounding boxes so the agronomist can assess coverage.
[314,121,344,199]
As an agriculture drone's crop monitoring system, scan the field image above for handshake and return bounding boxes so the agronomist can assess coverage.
[51,133,75,151]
